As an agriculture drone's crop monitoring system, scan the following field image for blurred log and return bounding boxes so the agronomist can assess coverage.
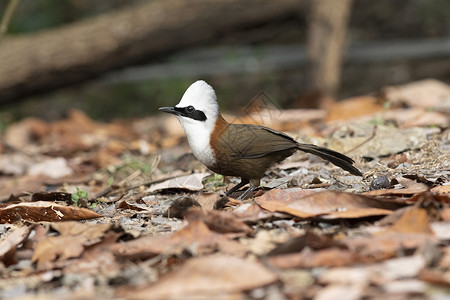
[0,0,304,104]
[307,0,353,100]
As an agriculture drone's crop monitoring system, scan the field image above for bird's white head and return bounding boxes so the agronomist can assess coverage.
[159,80,220,167]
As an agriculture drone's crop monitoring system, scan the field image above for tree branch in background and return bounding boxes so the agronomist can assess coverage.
[307,0,353,100]
[0,0,304,104]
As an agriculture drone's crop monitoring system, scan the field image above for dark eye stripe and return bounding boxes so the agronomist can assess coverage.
[174,106,207,121]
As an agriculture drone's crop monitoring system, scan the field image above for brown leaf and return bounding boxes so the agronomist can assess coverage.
[32,222,112,268]
[184,207,254,235]
[256,189,401,219]
[51,222,111,240]
[362,187,428,197]
[163,196,201,218]
[64,231,122,275]
[268,231,346,256]
[112,220,247,260]
[233,202,276,223]
[0,225,33,266]
[409,191,450,204]
[431,185,450,195]
[382,79,450,111]
[346,233,435,264]
[120,254,277,299]
[0,201,102,223]
[327,96,383,121]
[269,247,355,269]
[117,200,150,212]
[388,207,433,234]
[192,192,222,211]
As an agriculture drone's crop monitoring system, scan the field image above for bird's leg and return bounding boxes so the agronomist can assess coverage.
[225,178,249,196]
[236,179,260,200]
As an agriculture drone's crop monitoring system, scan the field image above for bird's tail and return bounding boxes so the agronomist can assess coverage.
[296,143,363,176]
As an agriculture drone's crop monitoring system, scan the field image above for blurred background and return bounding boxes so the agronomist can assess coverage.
[0,0,449,125]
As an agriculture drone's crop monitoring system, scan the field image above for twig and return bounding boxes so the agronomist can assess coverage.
[0,0,20,44]
[344,125,377,154]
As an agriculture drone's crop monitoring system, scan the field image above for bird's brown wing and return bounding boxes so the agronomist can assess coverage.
[218,123,363,176]
[218,124,298,159]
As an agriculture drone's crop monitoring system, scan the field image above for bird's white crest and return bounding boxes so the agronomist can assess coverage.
[175,80,219,168]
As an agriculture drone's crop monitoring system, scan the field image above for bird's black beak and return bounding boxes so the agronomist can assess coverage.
[159,106,180,116]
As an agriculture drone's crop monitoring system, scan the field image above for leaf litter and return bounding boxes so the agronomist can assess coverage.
[0,79,449,299]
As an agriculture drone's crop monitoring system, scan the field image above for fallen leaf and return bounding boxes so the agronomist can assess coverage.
[267,232,353,269]
[0,201,102,223]
[32,222,112,268]
[28,157,74,179]
[319,255,426,284]
[184,207,254,235]
[431,184,450,195]
[163,196,201,218]
[112,219,247,260]
[256,189,401,219]
[269,247,355,269]
[382,79,450,111]
[120,254,277,299]
[409,191,450,204]
[233,202,276,223]
[117,200,150,212]
[346,232,435,264]
[0,153,34,176]
[268,231,345,256]
[4,118,49,148]
[192,192,222,211]
[327,96,383,121]
[0,225,33,266]
[441,208,450,221]
[147,173,210,192]
[387,207,433,234]
[362,188,427,197]
[64,231,122,275]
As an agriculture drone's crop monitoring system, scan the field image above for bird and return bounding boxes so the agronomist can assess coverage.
[159,80,362,200]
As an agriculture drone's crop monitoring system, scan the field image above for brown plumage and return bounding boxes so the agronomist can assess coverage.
[209,114,362,198]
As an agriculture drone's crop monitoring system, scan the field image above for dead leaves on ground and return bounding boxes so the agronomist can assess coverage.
[0,79,449,298]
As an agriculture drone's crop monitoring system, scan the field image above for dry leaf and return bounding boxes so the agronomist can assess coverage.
[147,173,210,192]
[184,207,254,235]
[431,185,450,195]
[0,225,33,266]
[32,222,112,268]
[28,157,74,179]
[256,189,401,219]
[0,201,102,223]
[121,254,277,299]
[192,192,222,211]
[327,96,383,121]
[112,219,247,260]
[269,247,355,269]
[163,196,201,218]
[382,79,450,111]
[387,207,433,234]
[117,200,151,212]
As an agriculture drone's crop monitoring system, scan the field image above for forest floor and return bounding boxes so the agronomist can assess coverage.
[0,79,449,299]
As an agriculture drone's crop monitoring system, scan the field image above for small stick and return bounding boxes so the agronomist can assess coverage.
[344,125,377,154]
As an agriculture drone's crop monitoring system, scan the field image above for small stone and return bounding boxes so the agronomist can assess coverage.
[370,176,390,190]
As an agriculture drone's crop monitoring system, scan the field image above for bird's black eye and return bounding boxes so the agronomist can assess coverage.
[186,105,195,113]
